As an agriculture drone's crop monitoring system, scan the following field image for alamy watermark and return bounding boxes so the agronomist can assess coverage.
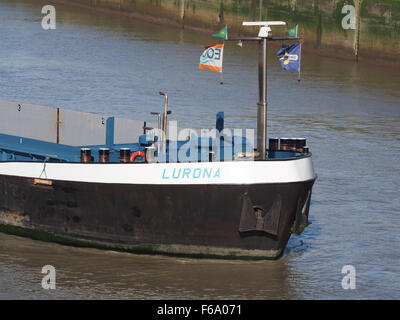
[341,265,356,290]
[150,121,256,163]
[41,265,56,289]
[40,4,358,31]
[41,5,56,30]
[341,5,356,30]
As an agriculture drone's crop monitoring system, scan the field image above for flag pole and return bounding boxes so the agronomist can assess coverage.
[210,26,228,85]
[220,38,225,85]
[298,42,302,82]
[257,37,268,161]
[298,27,303,82]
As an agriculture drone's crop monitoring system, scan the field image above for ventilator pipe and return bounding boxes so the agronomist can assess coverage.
[159,92,171,153]
[151,112,162,132]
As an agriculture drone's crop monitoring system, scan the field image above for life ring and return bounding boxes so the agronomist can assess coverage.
[130,151,146,163]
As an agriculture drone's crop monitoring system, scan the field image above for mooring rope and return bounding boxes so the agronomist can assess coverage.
[39,157,50,179]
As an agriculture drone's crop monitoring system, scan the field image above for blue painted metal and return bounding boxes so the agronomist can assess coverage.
[0,132,143,163]
[216,112,224,132]
[106,117,115,147]
[139,134,153,147]
[0,112,299,163]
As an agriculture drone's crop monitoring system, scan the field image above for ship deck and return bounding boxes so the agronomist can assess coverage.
[0,99,304,163]
[0,131,303,163]
[0,132,143,163]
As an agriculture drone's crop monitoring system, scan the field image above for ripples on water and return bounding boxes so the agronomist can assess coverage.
[0,0,399,299]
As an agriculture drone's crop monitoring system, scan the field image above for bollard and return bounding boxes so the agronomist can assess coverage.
[80,148,91,163]
[280,138,289,151]
[120,148,131,163]
[295,138,306,153]
[99,148,110,163]
[268,137,279,151]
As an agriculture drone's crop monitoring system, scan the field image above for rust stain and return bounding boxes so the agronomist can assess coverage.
[0,211,29,226]
[63,221,70,232]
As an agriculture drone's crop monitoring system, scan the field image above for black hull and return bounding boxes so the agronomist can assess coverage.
[0,174,315,259]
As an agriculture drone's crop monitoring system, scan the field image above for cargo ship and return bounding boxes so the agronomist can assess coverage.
[0,22,316,259]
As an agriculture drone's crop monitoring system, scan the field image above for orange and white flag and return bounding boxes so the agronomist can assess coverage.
[199,44,224,73]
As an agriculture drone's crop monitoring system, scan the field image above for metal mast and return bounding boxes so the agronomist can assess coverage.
[227,21,300,160]
[257,36,268,161]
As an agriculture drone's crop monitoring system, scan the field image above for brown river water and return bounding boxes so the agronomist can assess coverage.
[0,0,399,299]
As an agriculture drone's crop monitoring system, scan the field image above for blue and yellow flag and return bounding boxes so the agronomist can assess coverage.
[276,43,301,72]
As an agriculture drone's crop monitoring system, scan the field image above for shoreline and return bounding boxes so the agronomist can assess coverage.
[44,0,400,69]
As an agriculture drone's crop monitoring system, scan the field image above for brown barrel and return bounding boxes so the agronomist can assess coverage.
[268,138,279,151]
[287,138,297,151]
[279,138,290,151]
[120,148,131,163]
[295,138,307,152]
[80,148,91,163]
[99,148,110,163]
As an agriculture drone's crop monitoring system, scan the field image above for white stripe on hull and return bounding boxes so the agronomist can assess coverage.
[0,157,316,185]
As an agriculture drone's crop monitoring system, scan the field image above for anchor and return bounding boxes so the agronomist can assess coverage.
[239,192,282,237]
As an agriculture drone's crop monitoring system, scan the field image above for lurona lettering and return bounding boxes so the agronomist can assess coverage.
[162,168,220,179]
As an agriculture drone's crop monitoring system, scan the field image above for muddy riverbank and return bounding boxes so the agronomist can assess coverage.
[37,0,400,67]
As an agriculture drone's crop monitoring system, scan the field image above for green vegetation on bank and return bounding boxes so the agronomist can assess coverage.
[59,0,399,63]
